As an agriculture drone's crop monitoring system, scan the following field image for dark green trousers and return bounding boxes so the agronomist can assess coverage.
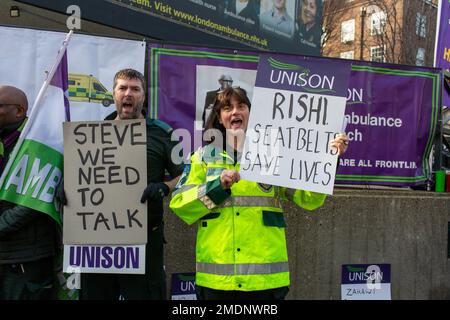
[0,257,56,300]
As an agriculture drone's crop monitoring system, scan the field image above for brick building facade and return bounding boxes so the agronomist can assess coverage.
[322,0,439,66]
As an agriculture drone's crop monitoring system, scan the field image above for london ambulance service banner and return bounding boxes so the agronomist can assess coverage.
[240,53,351,195]
[150,44,439,187]
[16,0,323,56]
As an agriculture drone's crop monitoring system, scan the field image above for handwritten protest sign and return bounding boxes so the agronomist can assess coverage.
[240,54,351,195]
[63,119,147,244]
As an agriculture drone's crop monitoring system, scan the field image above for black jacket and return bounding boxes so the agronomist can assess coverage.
[0,120,57,264]
[0,201,57,264]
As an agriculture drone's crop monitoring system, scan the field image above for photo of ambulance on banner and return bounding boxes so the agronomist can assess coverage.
[149,43,440,188]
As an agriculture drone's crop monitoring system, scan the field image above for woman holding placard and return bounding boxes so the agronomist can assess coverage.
[169,87,348,300]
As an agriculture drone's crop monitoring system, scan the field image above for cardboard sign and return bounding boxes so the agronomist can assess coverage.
[63,119,147,244]
[240,53,351,195]
[341,264,391,300]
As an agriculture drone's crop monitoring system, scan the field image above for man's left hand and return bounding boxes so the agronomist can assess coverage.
[140,182,170,203]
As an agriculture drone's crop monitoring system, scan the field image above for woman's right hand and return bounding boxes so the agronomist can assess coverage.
[220,170,240,189]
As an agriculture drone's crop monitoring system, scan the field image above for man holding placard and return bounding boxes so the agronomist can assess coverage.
[78,69,183,299]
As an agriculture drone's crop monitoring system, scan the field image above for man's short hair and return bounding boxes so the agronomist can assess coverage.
[113,69,146,92]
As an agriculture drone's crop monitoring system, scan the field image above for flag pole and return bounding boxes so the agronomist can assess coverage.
[0,30,73,189]
[23,30,73,138]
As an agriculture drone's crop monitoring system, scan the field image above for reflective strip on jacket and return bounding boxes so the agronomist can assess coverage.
[169,145,326,291]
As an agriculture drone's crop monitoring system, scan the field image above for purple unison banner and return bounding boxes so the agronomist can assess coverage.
[337,62,440,186]
[434,0,450,107]
[149,44,440,186]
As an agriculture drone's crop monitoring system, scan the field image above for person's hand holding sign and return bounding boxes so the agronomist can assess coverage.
[220,170,240,189]
[140,182,170,203]
[329,133,349,156]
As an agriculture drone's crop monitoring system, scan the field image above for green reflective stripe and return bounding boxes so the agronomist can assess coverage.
[197,262,289,275]
[172,184,196,196]
[236,262,289,275]
[220,196,282,208]
[198,183,216,209]
[69,92,87,97]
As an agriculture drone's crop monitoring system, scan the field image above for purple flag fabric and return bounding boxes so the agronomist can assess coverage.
[50,51,70,121]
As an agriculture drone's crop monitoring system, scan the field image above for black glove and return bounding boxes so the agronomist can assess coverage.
[140,182,170,203]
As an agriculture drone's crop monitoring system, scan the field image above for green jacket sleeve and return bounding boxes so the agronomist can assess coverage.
[280,188,327,211]
[169,150,230,225]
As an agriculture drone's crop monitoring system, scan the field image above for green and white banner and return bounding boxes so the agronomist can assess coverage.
[0,32,72,225]
[0,139,64,223]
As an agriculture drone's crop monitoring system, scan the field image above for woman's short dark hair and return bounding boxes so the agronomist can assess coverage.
[204,87,251,134]
[203,87,251,146]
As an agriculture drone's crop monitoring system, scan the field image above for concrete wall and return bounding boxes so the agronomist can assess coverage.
[163,188,450,300]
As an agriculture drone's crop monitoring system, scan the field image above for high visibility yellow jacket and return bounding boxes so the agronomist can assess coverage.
[169,145,326,291]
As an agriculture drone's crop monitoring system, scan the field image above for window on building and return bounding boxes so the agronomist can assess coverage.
[371,11,387,35]
[340,51,354,60]
[341,19,355,43]
[371,46,385,62]
[416,13,427,37]
[416,47,426,66]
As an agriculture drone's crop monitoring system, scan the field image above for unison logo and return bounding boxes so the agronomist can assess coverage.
[268,57,336,94]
